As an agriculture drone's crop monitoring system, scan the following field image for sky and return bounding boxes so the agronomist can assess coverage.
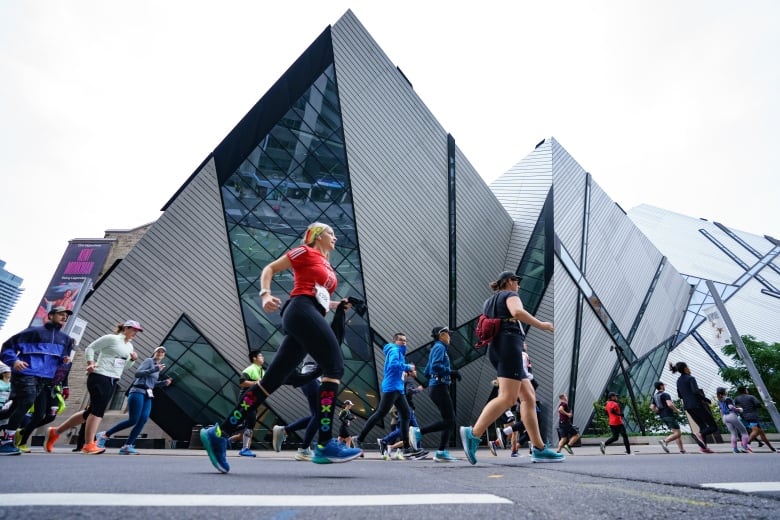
[1,1,779,338]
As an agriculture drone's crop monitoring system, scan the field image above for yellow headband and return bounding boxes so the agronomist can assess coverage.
[303,224,327,245]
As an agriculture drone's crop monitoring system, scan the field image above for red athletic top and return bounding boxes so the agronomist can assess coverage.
[287,245,338,298]
[605,400,623,426]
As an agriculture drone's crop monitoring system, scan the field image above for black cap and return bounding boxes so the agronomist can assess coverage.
[48,306,73,316]
[431,326,450,339]
[497,271,520,285]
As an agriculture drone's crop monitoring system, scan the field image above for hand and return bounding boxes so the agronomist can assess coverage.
[62,387,70,400]
[262,294,282,313]
[13,360,29,371]
[540,321,554,332]
[130,352,139,361]
[86,363,96,373]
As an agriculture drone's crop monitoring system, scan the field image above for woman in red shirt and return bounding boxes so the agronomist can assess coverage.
[200,222,361,473]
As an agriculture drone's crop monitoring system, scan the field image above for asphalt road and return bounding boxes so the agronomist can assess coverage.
[2,443,779,519]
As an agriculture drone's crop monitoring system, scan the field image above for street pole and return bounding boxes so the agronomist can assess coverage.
[706,279,780,432]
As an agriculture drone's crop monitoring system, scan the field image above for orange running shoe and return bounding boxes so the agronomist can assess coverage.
[81,442,106,455]
[44,428,60,453]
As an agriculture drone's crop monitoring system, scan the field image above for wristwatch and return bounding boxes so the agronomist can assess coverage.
[259,288,271,297]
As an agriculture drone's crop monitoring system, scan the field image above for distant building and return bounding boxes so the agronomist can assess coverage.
[0,259,24,332]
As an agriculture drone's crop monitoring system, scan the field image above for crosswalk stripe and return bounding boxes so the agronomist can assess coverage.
[701,482,780,493]
[0,493,512,507]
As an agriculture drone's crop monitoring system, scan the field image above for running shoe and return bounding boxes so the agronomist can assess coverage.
[495,427,505,449]
[238,447,256,457]
[0,442,20,456]
[531,445,565,463]
[488,439,498,456]
[272,425,286,453]
[96,431,109,449]
[392,449,405,460]
[118,445,138,455]
[295,447,313,461]
[311,438,362,464]
[658,439,670,454]
[700,447,714,454]
[510,451,519,457]
[403,447,428,460]
[459,426,480,465]
[409,426,422,449]
[378,438,388,457]
[200,424,230,473]
[44,427,60,453]
[17,443,30,454]
[433,450,457,462]
[563,444,574,455]
[81,442,106,455]
[745,445,753,453]
[733,448,740,454]
[13,430,29,453]
[599,441,606,455]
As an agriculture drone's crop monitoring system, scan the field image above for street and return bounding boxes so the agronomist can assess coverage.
[1,443,778,519]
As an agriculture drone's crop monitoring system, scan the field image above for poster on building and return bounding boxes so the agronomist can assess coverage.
[704,306,731,348]
[30,240,112,327]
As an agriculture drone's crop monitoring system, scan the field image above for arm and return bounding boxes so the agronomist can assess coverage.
[558,405,572,418]
[506,295,554,332]
[259,255,292,313]
[133,358,159,378]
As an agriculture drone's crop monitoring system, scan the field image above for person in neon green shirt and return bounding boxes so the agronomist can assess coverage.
[231,350,265,457]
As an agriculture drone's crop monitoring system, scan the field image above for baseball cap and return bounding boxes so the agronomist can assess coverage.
[431,326,450,338]
[153,346,166,354]
[0,364,10,375]
[123,320,144,331]
[497,271,520,285]
[48,306,73,316]
[343,400,353,406]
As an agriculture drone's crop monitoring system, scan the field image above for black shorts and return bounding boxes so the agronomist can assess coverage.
[557,423,579,439]
[487,330,528,381]
[85,373,117,418]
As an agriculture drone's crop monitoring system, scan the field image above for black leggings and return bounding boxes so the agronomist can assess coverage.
[220,296,343,441]
[604,424,631,453]
[358,390,411,447]
[687,407,719,444]
[420,384,455,451]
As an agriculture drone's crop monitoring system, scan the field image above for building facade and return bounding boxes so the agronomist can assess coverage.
[0,259,24,333]
[49,10,777,448]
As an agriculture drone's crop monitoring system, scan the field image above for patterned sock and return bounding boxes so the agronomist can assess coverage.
[220,385,266,436]
[316,381,339,447]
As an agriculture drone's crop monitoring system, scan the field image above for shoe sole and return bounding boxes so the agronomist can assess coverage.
[459,427,478,465]
[82,448,107,455]
[311,451,362,464]
[659,442,670,454]
[200,428,229,474]
[434,458,454,462]
[495,427,504,449]
[531,456,565,463]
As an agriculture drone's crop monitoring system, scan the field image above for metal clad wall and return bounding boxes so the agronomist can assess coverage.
[333,13,452,344]
[551,138,587,264]
[629,263,691,358]
[549,264,576,439]
[78,159,248,376]
[454,147,514,323]
[527,274,556,438]
[490,141,553,269]
[585,182,660,335]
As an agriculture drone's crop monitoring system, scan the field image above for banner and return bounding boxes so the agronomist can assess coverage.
[30,240,113,327]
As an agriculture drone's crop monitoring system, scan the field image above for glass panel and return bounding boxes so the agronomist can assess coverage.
[217,63,379,422]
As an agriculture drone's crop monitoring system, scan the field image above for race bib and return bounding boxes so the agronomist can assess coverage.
[146,388,154,398]
[314,283,330,312]
[113,358,126,369]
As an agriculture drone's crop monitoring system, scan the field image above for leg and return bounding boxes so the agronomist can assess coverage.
[472,378,521,437]
[125,394,153,446]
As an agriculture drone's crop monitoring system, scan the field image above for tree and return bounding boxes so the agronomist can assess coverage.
[719,335,780,405]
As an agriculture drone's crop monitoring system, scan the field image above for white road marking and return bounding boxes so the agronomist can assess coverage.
[701,482,780,493]
[0,493,512,507]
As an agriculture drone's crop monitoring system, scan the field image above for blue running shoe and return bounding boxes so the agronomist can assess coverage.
[96,431,109,449]
[200,424,230,473]
[0,441,21,456]
[118,445,138,455]
[311,438,362,464]
[238,447,256,457]
[459,426,480,465]
[531,445,565,463]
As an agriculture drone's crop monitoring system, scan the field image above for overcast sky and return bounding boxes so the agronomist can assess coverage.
[1,1,778,337]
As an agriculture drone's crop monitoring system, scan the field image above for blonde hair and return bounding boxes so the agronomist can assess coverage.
[302,222,330,246]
